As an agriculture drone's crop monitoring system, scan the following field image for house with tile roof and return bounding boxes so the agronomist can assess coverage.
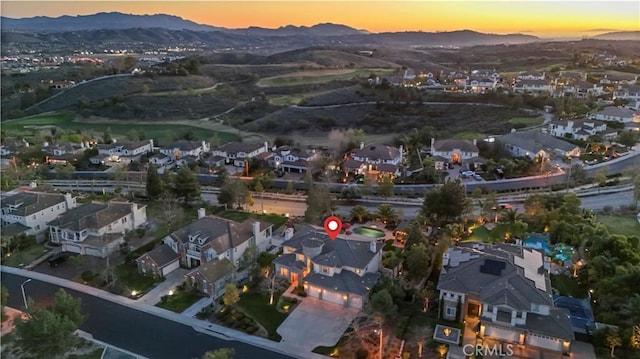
[436,242,574,357]
[47,200,147,257]
[499,129,581,160]
[274,226,382,308]
[589,106,640,123]
[1,186,77,239]
[135,244,180,278]
[211,141,269,167]
[344,143,403,177]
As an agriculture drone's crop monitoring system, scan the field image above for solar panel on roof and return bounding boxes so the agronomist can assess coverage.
[479,259,506,276]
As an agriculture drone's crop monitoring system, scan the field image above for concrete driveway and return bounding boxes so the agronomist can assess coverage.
[139,268,188,305]
[277,296,359,353]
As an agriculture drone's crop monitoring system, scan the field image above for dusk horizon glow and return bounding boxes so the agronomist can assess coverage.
[1,1,639,38]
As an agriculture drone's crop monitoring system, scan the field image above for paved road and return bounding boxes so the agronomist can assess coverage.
[1,273,294,359]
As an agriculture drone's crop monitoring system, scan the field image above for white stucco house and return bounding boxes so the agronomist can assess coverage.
[589,106,640,124]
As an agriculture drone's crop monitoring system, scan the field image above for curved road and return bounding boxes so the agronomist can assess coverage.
[1,272,293,359]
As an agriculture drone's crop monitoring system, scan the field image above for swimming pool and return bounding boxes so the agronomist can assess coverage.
[524,234,552,255]
[353,226,386,238]
[524,234,575,262]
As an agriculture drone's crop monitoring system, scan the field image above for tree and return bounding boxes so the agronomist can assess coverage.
[304,185,333,225]
[617,130,639,148]
[421,179,470,225]
[412,325,434,358]
[376,203,399,227]
[1,286,7,322]
[160,190,183,232]
[218,178,249,209]
[378,175,394,197]
[285,181,295,194]
[202,348,235,359]
[368,289,396,319]
[146,164,162,199]
[172,166,200,204]
[405,243,431,280]
[405,221,426,248]
[631,324,640,350]
[633,173,640,207]
[55,163,76,179]
[607,330,621,358]
[237,244,261,280]
[593,170,608,191]
[14,289,84,359]
[222,283,240,308]
[350,205,370,223]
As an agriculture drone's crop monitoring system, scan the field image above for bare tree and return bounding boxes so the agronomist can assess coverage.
[161,190,183,233]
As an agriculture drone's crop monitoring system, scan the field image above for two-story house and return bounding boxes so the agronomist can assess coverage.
[270,146,320,173]
[516,71,545,81]
[1,186,77,239]
[212,142,270,167]
[513,79,554,95]
[499,129,581,160]
[429,138,480,169]
[274,226,383,309]
[96,140,154,164]
[344,143,403,177]
[44,142,86,165]
[468,77,498,93]
[589,106,640,123]
[613,85,640,102]
[436,243,573,357]
[159,140,211,162]
[47,200,147,257]
[547,119,616,141]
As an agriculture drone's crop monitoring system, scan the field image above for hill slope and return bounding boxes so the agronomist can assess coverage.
[592,31,640,41]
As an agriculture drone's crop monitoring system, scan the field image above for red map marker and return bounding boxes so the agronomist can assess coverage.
[324,216,342,240]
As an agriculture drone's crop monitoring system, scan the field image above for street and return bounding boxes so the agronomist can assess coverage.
[0,273,294,359]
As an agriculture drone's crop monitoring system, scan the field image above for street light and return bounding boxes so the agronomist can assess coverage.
[21,278,32,310]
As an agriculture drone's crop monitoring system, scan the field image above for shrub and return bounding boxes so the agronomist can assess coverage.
[80,270,95,282]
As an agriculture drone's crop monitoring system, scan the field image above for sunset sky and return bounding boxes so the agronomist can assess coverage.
[1,1,639,38]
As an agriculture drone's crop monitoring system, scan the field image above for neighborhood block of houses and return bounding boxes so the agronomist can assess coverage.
[436,242,574,357]
[274,226,383,309]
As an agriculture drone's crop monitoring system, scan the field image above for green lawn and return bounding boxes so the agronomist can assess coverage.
[453,131,484,140]
[67,348,104,359]
[465,225,492,243]
[550,274,588,298]
[156,289,205,313]
[115,261,159,294]
[217,210,287,228]
[508,117,544,126]
[1,243,49,267]
[238,292,289,341]
[257,68,394,87]
[2,112,239,145]
[597,215,640,237]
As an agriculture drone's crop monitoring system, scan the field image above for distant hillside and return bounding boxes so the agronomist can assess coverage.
[362,30,540,46]
[0,12,225,32]
[237,23,368,37]
[592,31,640,41]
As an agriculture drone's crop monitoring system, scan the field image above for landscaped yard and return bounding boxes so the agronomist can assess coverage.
[238,291,289,341]
[156,288,205,313]
[550,274,588,298]
[115,261,160,295]
[1,243,49,267]
[508,117,544,126]
[597,214,640,237]
[217,210,288,228]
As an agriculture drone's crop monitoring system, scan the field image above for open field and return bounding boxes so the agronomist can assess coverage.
[508,117,544,126]
[2,112,241,145]
[597,214,640,237]
[256,68,395,87]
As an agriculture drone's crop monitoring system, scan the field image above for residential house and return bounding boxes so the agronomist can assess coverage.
[184,258,235,298]
[149,153,173,167]
[517,71,545,81]
[44,142,85,165]
[162,208,273,270]
[589,106,640,123]
[472,69,501,81]
[47,200,147,257]
[513,79,554,95]
[135,244,180,278]
[271,146,321,173]
[159,140,210,161]
[599,74,637,86]
[96,140,153,164]
[499,129,581,160]
[274,226,383,309]
[436,243,574,357]
[212,142,269,167]
[429,138,480,167]
[468,77,498,93]
[1,186,77,239]
[345,143,403,177]
[547,119,617,141]
[613,85,640,102]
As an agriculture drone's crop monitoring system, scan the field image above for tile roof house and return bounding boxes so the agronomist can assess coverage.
[135,244,180,278]
[211,141,269,167]
[1,187,77,239]
[270,146,320,173]
[499,129,581,160]
[436,242,574,357]
[547,119,616,141]
[344,143,403,177]
[429,138,480,166]
[274,226,382,308]
[47,200,147,257]
[589,106,640,123]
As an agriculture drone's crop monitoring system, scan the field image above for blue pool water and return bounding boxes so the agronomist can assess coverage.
[524,234,575,262]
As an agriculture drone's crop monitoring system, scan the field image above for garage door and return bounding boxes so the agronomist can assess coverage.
[484,325,520,342]
[62,243,81,254]
[349,295,363,309]
[161,260,180,276]
[308,285,321,299]
[526,333,563,351]
[322,289,345,306]
[85,247,104,257]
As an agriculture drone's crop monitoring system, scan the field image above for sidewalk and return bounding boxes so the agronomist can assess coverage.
[139,268,188,305]
[76,330,148,359]
[1,265,325,359]
[182,296,213,317]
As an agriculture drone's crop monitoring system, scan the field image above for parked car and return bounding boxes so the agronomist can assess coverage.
[47,252,73,267]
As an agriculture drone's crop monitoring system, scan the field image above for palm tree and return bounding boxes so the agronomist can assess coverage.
[350,205,370,223]
[499,208,525,224]
[376,204,398,227]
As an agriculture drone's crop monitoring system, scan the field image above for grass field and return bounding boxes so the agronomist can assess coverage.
[2,112,239,145]
[156,289,205,313]
[1,243,49,267]
[597,214,640,237]
[257,68,394,87]
[238,291,288,341]
[453,131,485,140]
[217,210,288,228]
[508,117,544,126]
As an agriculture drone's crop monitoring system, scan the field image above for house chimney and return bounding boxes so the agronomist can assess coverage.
[359,142,364,150]
[29,181,37,189]
[197,208,206,219]
[149,139,154,150]
[252,221,261,240]
[369,240,377,254]
[264,141,269,152]
[430,138,435,151]
[472,139,477,146]
[284,227,294,241]
[64,193,75,209]
[398,145,403,161]
[130,203,137,228]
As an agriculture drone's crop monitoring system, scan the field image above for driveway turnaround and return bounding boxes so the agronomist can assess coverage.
[277,296,359,353]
